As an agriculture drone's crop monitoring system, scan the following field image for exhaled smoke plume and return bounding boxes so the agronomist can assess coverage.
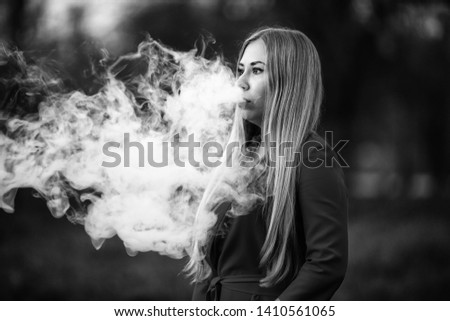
[0,39,253,259]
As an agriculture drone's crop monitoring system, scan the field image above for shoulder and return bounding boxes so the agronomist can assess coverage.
[296,131,347,170]
[300,132,333,167]
[296,132,347,198]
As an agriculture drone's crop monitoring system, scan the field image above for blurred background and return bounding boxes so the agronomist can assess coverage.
[0,0,449,300]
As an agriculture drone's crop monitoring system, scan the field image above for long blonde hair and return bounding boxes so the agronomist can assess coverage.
[185,27,323,287]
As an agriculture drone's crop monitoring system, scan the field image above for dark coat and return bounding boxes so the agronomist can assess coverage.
[192,133,348,301]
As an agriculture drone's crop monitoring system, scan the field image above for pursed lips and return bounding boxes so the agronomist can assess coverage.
[238,99,252,109]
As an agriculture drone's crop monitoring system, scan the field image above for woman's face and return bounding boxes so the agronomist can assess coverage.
[237,38,268,128]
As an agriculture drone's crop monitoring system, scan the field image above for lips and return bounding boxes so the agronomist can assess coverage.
[238,99,251,109]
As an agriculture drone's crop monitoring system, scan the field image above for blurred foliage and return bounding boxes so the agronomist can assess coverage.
[0,0,449,300]
[1,0,449,198]
[1,190,449,300]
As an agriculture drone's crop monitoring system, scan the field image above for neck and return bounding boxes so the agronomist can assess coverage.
[244,119,262,142]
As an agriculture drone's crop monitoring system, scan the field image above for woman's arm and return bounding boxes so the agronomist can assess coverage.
[278,147,348,300]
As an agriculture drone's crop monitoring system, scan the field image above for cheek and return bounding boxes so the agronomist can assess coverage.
[256,80,268,100]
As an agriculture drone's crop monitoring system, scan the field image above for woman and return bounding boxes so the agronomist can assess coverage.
[187,27,348,301]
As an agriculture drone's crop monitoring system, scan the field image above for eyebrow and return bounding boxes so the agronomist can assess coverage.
[238,61,266,67]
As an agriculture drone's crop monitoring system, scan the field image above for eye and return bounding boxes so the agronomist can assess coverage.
[252,67,264,75]
[237,68,244,76]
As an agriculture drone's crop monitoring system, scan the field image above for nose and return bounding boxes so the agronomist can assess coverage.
[236,74,249,91]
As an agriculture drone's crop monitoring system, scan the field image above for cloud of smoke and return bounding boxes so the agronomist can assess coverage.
[0,38,246,259]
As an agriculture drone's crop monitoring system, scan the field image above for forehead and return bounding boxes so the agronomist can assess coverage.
[239,38,267,64]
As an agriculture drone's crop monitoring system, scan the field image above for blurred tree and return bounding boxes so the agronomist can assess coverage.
[2,0,449,198]
[7,0,26,45]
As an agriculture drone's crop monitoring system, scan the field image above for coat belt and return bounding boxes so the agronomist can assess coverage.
[205,274,280,300]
